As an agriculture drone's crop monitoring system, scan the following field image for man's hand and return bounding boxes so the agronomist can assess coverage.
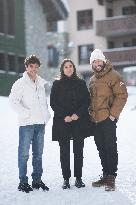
[71,114,79,121]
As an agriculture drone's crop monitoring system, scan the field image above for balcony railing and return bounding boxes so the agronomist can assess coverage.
[103,47,136,66]
[96,15,136,37]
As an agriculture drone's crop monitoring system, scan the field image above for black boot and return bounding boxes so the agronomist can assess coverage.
[18,183,33,193]
[92,175,107,187]
[32,180,49,191]
[105,175,115,191]
[75,178,85,188]
[62,179,70,189]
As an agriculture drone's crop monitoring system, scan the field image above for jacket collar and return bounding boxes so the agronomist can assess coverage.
[23,71,45,88]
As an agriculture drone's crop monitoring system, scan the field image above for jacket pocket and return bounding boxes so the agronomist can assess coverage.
[19,109,30,120]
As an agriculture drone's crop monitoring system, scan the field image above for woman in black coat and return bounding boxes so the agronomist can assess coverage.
[50,59,93,189]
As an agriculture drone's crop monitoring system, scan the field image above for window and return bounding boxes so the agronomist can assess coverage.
[77,9,93,30]
[98,0,104,5]
[8,54,16,72]
[0,0,4,33]
[123,41,131,47]
[132,39,136,46]
[78,44,94,65]
[48,45,59,68]
[122,6,136,15]
[0,0,15,35]
[47,21,57,32]
[18,56,25,73]
[7,0,15,35]
[0,53,5,70]
[108,41,115,48]
[106,8,113,17]
[123,39,136,47]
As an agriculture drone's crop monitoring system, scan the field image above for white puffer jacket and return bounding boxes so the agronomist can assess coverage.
[9,72,51,126]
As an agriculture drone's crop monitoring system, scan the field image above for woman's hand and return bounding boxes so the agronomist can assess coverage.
[64,114,79,122]
[71,114,79,121]
[64,116,72,122]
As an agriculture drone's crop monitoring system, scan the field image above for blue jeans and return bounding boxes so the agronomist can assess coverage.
[18,124,45,183]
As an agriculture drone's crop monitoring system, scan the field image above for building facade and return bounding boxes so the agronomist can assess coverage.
[0,0,25,74]
[59,0,106,83]
[96,0,136,72]
[61,0,136,83]
[0,0,68,95]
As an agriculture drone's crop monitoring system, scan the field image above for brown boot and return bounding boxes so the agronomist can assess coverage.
[92,175,107,187]
[105,175,115,191]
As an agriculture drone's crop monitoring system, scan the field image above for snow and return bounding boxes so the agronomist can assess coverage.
[0,86,136,205]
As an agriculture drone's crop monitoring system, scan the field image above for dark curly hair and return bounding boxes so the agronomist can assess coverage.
[59,59,79,79]
[24,55,41,67]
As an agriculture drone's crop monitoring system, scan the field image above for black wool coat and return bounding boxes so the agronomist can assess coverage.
[50,76,94,142]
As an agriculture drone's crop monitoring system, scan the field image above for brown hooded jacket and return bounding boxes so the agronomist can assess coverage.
[89,61,128,122]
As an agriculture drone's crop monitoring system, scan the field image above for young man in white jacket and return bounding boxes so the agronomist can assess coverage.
[9,55,51,193]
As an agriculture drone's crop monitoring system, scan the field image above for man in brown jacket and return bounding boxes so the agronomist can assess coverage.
[89,49,128,191]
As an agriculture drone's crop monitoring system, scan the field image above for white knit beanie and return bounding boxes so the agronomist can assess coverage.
[90,49,106,64]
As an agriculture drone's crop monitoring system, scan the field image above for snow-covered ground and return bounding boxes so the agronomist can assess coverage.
[0,86,136,205]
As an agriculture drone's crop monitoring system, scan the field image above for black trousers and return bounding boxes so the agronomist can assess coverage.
[94,118,118,177]
[59,138,84,180]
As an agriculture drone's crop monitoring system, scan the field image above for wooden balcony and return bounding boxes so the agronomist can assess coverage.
[96,15,136,37]
[103,47,136,66]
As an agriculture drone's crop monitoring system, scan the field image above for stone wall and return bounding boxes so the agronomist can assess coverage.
[24,0,48,80]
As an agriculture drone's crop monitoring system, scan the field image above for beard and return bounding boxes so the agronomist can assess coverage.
[92,63,105,73]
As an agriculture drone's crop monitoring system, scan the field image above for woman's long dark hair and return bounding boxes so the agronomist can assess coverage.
[58,59,80,80]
